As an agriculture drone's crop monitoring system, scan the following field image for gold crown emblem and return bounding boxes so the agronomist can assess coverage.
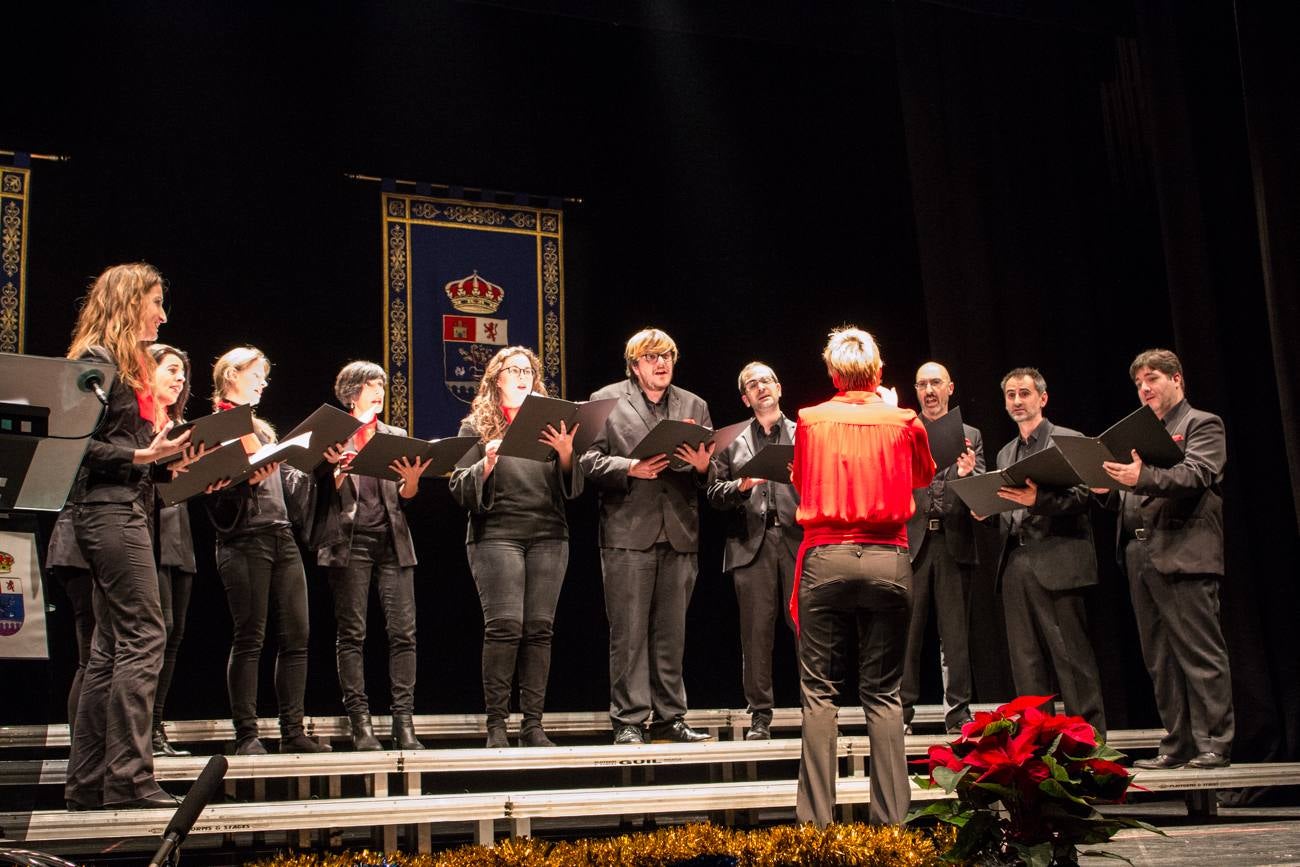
[0,551,12,574]
[445,272,504,315]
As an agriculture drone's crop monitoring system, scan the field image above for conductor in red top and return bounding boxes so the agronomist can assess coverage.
[791,326,935,827]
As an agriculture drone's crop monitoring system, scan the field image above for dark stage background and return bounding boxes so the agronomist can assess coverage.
[6,0,1299,771]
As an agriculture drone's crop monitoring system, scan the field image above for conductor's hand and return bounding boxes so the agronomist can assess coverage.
[629,454,670,480]
[674,440,715,474]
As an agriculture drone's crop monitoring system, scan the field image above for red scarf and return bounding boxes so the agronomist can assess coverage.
[135,388,158,426]
[352,416,379,451]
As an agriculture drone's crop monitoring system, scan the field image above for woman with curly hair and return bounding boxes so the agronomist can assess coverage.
[449,346,581,747]
[64,263,196,811]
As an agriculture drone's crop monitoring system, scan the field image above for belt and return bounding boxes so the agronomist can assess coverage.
[764,511,782,528]
[1134,528,1150,542]
[927,518,943,532]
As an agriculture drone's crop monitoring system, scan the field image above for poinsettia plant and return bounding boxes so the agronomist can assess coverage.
[906,695,1163,866]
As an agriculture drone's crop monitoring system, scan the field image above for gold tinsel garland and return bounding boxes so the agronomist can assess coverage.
[247,823,956,867]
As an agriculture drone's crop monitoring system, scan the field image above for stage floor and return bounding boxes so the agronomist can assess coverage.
[1081,802,1300,866]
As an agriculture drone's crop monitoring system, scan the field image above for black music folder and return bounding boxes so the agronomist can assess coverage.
[166,404,254,450]
[923,406,966,471]
[736,443,795,483]
[155,441,256,506]
[629,419,713,469]
[345,432,479,480]
[279,405,365,472]
[496,396,619,463]
[709,420,751,456]
[1052,436,1127,490]
[1098,405,1184,468]
[948,445,1086,515]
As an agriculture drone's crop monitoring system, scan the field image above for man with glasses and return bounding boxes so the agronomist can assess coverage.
[580,328,716,744]
[901,362,983,734]
[707,362,801,740]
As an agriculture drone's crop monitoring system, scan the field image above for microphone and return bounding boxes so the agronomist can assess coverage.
[146,755,228,867]
[76,369,109,407]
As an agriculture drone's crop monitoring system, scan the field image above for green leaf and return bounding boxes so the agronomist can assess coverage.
[1080,849,1135,863]
[1039,778,1089,806]
[973,781,1017,802]
[933,764,969,794]
[912,773,938,790]
[1011,841,1054,867]
[905,799,964,823]
[947,810,1001,861]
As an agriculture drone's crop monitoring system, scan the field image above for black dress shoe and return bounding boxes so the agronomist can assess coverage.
[103,791,180,810]
[152,724,192,758]
[613,724,646,745]
[745,720,771,741]
[1188,752,1230,769]
[65,798,99,812]
[1134,754,1188,770]
[235,736,268,755]
[946,717,975,736]
[649,719,714,743]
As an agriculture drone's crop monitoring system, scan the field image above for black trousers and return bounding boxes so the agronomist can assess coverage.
[216,526,309,740]
[1126,543,1234,758]
[900,533,973,729]
[795,543,912,828]
[52,566,95,733]
[327,530,417,715]
[66,502,166,806]
[153,566,193,727]
[1000,547,1106,734]
[599,543,696,726]
[732,527,796,722]
[468,537,568,724]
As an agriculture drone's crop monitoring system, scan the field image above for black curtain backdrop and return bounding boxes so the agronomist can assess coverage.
[6,0,1298,773]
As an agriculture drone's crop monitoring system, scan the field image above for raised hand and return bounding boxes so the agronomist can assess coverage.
[629,454,670,479]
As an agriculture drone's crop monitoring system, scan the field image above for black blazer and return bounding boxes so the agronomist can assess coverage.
[993,419,1098,591]
[706,416,801,573]
[579,379,714,553]
[157,502,197,573]
[905,421,985,566]
[310,420,417,568]
[68,346,165,506]
[1112,400,1226,577]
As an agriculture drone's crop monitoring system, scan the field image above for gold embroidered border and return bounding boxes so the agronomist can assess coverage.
[0,167,29,354]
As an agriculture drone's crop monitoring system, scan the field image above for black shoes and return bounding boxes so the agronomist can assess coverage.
[1188,752,1231,769]
[746,719,771,741]
[235,736,268,755]
[519,723,556,748]
[281,734,332,753]
[103,791,181,810]
[152,724,192,758]
[649,719,714,743]
[947,716,975,736]
[485,723,510,748]
[65,797,99,812]
[614,724,646,745]
[392,713,426,750]
[1134,754,1187,770]
[348,713,383,751]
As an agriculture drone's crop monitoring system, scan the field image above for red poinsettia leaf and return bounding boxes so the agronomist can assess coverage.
[997,694,1056,717]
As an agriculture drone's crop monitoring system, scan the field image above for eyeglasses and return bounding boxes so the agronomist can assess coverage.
[502,366,534,379]
[639,352,675,365]
[915,378,945,390]
[743,375,776,391]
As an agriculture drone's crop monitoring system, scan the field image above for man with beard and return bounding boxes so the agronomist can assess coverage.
[901,362,983,734]
[580,328,716,744]
[708,362,802,740]
[989,367,1106,733]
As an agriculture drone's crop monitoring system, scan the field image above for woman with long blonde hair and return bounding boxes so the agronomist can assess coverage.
[205,346,331,755]
[63,263,193,811]
[449,346,581,747]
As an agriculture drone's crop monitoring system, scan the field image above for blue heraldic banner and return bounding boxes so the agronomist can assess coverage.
[381,194,565,438]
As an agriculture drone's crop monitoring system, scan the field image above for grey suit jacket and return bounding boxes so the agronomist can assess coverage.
[706,416,802,573]
[994,419,1098,591]
[579,379,713,553]
[905,421,984,565]
[310,420,418,568]
[1114,400,1226,576]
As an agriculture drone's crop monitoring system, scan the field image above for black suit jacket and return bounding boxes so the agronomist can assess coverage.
[706,415,802,572]
[994,419,1098,591]
[1114,400,1226,576]
[310,420,418,568]
[579,379,713,553]
[905,421,984,565]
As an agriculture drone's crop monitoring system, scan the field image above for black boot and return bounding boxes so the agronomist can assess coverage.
[152,723,192,757]
[517,625,555,748]
[481,619,521,750]
[485,722,509,749]
[391,713,425,750]
[348,713,383,751]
